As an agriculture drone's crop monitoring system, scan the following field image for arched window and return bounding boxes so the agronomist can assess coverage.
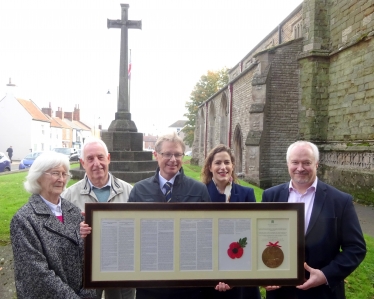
[219,93,228,145]
[199,108,205,153]
[209,103,216,151]
[294,22,302,39]
[233,125,243,173]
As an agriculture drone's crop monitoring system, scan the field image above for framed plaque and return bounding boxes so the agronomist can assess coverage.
[84,202,304,288]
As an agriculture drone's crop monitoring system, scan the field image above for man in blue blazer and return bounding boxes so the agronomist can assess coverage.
[262,141,366,299]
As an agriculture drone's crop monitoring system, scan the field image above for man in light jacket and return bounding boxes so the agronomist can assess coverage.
[62,137,134,299]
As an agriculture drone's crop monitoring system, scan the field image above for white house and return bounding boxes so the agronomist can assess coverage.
[45,115,64,150]
[0,93,52,160]
[1,88,99,159]
[74,120,92,145]
[168,120,191,151]
[46,105,92,149]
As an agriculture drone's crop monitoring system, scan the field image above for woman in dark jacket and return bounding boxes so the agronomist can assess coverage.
[10,151,95,299]
[200,144,261,299]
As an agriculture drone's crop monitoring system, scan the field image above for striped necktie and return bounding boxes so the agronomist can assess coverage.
[164,182,172,202]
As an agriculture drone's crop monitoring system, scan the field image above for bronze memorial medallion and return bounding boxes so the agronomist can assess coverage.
[262,241,284,268]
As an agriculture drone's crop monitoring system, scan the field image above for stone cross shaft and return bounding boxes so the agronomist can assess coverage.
[107,4,141,113]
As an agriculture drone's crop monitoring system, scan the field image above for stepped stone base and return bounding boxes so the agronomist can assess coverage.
[108,112,137,132]
[106,170,155,182]
[102,131,143,152]
[70,153,158,183]
[70,120,158,184]
[70,167,156,183]
[110,159,157,172]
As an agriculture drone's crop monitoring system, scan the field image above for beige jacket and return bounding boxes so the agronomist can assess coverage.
[62,173,133,212]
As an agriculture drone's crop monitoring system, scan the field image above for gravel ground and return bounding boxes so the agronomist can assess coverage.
[0,245,16,299]
[1,202,373,299]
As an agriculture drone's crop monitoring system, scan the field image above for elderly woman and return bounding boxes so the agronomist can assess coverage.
[10,151,95,299]
[201,144,261,299]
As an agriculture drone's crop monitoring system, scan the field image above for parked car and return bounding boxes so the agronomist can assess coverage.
[185,150,192,156]
[52,148,79,161]
[19,151,44,170]
[0,152,11,172]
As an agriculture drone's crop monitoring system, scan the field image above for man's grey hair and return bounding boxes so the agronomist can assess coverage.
[24,151,70,194]
[155,131,186,153]
[81,137,109,160]
[286,141,319,163]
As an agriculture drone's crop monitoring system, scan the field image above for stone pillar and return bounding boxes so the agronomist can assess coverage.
[245,52,272,188]
[71,4,158,183]
[298,0,331,141]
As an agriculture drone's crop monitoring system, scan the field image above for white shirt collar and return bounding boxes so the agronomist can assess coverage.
[40,195,63,216]
[289,177,318,194]
[158,171,180,191]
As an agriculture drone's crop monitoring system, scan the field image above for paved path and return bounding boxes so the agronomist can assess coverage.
[354,202,374,237]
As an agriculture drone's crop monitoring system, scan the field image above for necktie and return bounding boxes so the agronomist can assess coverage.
[164,182,172,202]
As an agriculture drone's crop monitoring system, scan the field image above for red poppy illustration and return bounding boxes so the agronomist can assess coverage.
[227,237,247,259]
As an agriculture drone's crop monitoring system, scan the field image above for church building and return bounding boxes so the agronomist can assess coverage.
[193,0,374,203]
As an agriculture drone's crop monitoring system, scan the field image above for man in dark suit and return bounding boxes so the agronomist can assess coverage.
[128,132,211,299]
[262,141,366,299]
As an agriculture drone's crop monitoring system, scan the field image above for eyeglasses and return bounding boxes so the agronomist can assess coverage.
[44,172,72,179]
[159,152,184,160]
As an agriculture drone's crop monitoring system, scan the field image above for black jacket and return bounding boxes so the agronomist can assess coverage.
[128,167,210,299]
[262,180,366,299]
[128,167,211,203]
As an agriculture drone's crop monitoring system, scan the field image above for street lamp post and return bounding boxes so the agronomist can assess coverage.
[94,116,101,137]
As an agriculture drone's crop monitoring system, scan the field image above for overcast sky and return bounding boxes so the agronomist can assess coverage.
[0,0,302,135]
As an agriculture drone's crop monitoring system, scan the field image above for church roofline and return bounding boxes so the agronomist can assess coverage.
[229,3,303,74]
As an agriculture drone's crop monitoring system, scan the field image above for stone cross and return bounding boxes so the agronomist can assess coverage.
[107,4,141,114]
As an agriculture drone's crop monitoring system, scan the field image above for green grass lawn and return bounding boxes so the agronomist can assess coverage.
[0,161,373,298]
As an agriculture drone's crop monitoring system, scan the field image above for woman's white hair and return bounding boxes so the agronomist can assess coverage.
[81,137,109,160]
[286,141,320,163]
[24,151,70,194]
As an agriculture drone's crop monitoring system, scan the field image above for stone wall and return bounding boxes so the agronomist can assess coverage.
[231,70,256,173]
[193,0,374,204]
[230,5,303,81]
[327,40,374,141]
[318,144,374,204]
[195,5,303,174]
[197,38,304,188]
[330,0,374,51]
[191,106,205,165]
[299,0,374,203]
[260,39,304,187]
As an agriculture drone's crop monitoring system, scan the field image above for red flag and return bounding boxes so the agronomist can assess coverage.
[128,62,132,79]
